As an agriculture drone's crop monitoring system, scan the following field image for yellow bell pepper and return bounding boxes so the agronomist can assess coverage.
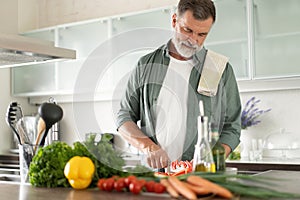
[64,156,95,189]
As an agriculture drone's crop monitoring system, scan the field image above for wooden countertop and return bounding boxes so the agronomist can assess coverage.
[0,183,171,200]
[1,170,300,200]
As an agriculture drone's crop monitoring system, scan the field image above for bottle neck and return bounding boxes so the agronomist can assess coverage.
[197,116,209,144]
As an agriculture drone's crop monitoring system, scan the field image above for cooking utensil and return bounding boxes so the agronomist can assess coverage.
[34,117,46,153]
[38,102,63,146]
[16,119,31,144]
[9,102,32,145]
[5,102,21,144]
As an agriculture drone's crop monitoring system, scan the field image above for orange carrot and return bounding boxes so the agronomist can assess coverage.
[168,176,197,200]
[160,179,179,198]
[182,181,211,196]
[186,175,233,199]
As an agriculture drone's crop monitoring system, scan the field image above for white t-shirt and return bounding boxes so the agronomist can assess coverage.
[155,56,194,162]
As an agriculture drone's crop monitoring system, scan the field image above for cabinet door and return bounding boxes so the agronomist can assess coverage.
[12,29,56,95]
[57,21,109,92]
[253,0,300,78]
[102,8,173,97]
[111,8,172,35]
[205,0,249,79]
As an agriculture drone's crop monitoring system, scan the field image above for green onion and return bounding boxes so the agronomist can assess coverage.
[173,172,300,199]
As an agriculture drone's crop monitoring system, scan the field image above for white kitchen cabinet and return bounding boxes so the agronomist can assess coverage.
[253,0,300,78]
[205,0,249,79]
[12,1,300,98]
[12,29,57,95]
[56,20,109,93]
[111,9,172,36]
[12,7,173,97]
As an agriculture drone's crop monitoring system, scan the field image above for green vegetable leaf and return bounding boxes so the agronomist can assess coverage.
[29,141,74,187]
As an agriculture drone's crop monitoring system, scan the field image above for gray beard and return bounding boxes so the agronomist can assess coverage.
[172,37,202,58]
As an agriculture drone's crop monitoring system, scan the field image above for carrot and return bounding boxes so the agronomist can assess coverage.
[182,182,211,196]
[160,179,179,198]
[168,176,197,200]
[171,169,186,176]
[186,175,233,199]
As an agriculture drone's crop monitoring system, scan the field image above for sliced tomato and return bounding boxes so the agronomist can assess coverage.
[185,160,193,169]
[171,160,179,170]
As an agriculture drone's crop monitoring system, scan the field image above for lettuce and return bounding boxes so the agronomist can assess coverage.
[29,141,73,187]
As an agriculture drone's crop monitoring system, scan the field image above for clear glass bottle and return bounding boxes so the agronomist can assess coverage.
[193,116,216,173]
[210,123,226,172]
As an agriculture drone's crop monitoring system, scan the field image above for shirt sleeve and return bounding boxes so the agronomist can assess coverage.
[116,62,141,130]
[219,63,242,152]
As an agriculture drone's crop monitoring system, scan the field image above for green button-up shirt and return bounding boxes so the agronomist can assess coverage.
[116,42,241,160]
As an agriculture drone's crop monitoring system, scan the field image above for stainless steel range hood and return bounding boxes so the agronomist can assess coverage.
[0,33,76,68]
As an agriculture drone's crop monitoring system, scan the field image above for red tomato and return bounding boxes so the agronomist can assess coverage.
[114,178,126,192]
[145,180,155,192]
[138,179,146,187]
[129,181,143,195]
[97,178,106,190]
[102,178,115,192]
[124,175,137,187]
[153,182,166,194]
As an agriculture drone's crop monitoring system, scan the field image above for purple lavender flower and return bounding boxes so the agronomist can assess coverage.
[241,97,271,129]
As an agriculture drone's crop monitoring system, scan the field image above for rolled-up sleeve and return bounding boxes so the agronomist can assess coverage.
[116,63,141,129]
[219,63,241,151]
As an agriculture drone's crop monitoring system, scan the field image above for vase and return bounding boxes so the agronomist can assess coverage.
[239,129,254,160]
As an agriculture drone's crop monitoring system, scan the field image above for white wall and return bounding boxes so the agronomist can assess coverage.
[0,0,41,154]
[240,90,300,158]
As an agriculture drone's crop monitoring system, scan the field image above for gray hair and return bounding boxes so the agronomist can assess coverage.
[177,0,216,22]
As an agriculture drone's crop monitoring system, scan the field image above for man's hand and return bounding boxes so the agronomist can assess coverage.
[118,121,170,169]
[143,144,170,169]
[221,143,232,158]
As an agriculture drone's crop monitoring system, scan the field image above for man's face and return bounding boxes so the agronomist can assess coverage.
[172,10,214,58]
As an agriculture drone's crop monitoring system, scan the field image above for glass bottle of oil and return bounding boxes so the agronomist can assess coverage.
[193,115,216,173]
[210,123,226,172]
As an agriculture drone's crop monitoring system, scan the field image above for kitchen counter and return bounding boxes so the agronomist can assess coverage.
[1,170,300,200]
[226,158,300,172]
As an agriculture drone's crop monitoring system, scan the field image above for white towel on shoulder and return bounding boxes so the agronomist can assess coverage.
[197,50,229,96]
